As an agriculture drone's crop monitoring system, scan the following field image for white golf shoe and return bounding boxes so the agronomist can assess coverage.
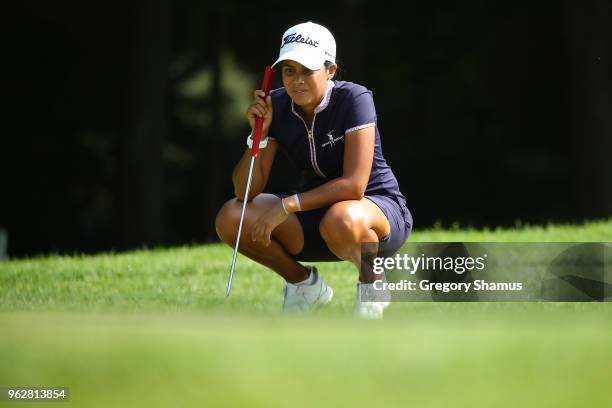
[354,282,391,320]
[282,266,333,313]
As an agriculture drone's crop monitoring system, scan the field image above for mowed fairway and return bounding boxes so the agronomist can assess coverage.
[1,219,611,407]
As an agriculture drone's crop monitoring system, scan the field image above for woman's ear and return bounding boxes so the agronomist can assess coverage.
[327,63,338,80]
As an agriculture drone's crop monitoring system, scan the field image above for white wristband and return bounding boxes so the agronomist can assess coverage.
[246,134,268,149]
[292,194,302,211]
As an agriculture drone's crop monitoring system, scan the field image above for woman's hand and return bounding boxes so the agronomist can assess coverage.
[247,90,273,136]
[250,201,288,246]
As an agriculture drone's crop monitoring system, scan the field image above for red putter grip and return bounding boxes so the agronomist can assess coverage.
[251,66,274,157]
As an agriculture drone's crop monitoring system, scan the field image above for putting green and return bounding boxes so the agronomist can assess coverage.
[1,305,611,408]
[1,219,611,407]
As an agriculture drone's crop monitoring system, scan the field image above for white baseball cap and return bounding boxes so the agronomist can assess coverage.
[272,22,336,71]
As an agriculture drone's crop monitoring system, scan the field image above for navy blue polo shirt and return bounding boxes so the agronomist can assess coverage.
[268,80,405,201]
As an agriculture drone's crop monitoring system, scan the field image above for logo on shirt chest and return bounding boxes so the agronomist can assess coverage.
[321,130,344,148]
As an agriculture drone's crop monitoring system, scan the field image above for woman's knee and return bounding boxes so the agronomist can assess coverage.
[319,205,367,246]
[215,198,240,243]
[215,194,278,244]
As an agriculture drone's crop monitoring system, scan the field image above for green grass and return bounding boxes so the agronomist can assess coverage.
[1,219,611,407]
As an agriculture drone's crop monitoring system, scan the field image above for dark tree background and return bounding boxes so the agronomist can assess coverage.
[2,1,610,257]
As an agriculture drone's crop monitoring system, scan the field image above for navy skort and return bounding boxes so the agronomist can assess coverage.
[274,193,413,262]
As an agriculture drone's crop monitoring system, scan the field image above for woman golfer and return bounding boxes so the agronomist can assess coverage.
[216,21,412,319]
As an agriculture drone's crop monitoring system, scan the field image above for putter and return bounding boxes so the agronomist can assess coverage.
[226,66,274,297]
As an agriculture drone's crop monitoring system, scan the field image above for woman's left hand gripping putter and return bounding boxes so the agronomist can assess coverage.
[226,66,274,297]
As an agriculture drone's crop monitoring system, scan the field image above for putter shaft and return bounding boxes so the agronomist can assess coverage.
[226,155,256,297]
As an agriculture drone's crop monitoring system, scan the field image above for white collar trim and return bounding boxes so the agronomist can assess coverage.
[315,80,335,113]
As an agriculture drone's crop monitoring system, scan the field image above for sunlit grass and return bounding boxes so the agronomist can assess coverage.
[0,219,611,407]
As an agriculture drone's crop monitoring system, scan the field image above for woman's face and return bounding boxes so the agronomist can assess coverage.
[281,60,336,114]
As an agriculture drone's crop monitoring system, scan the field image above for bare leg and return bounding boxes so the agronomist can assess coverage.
[319,198,390,283]
[216,194,309,283]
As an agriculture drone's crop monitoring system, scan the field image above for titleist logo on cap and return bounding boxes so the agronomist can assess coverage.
[281,33,319,49]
